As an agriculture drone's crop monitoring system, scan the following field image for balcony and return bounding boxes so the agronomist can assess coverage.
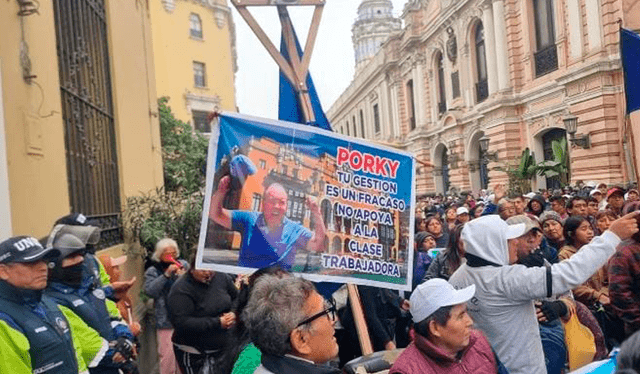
[534,45,558,77]
[476,79,488,103]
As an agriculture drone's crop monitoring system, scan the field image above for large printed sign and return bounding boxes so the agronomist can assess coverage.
[197,113,416,291]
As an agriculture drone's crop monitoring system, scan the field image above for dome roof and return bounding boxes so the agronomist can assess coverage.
[357,0,395,19]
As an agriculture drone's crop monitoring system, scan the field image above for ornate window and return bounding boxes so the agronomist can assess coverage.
[193,62,206,87]
[251,193,262,211]
[373,104,381,134]
[533,0,557,77]
[352,115,357,136]
[436,53,447,114]
[193,110,210,133]
[359,110,365,138]
[475,23,488,103]
[346,121,350,136]
[190,13,203,39]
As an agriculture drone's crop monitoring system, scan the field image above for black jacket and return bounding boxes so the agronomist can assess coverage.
[167,272,237,351]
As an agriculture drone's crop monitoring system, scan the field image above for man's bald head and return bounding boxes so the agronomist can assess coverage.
[265,183,287,201]
[263,183,288,227]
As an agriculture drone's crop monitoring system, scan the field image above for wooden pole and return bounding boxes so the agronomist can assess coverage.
[347,284,374,355]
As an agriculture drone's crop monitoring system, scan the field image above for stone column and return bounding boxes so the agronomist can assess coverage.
[428,69,438,123]
[390,82,401,138]
[482,2,498,95]
[414,55,427,127]
[492,0,510,90]
[567,0,583,58]
[380,79,390,139]
[585,0,602,52]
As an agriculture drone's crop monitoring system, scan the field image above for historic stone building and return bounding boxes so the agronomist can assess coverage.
[328,0,640,196]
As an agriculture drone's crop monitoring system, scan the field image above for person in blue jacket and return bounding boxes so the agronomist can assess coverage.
[44,227,136,374]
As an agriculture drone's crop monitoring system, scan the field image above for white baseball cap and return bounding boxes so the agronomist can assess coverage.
[456,207,469,215]
[410,278,476,323]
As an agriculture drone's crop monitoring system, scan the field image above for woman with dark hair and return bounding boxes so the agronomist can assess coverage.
[412,232,436,290]
[595,210,617,235]
[423,216,449,248]
[559,216,624,347]
[609,202,640,338]
[422,224,465,282]
[558,216,608,306]
[469,204,484,219]
[167,256,238,374]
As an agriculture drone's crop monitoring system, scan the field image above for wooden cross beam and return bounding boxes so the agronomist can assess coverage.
[230,0,325,123]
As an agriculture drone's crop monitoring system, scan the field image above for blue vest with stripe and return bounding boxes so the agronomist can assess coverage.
[46,281,115,340]
[0,281,79,374]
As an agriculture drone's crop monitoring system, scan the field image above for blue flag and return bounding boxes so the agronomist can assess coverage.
[278,28,333,131]
[278,23,339,298]
[621,28,640,114]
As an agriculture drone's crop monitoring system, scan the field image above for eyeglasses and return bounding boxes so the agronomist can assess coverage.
[296,298,337,327]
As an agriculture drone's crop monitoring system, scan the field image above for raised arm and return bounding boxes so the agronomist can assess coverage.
[504,212,639,302]
[305,196,327,252]
[209,175,232,229]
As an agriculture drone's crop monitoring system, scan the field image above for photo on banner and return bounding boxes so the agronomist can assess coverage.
[197,112,416,291]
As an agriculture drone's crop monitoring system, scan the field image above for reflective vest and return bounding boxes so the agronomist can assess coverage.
[46,282,114,340]
[0,283,79,374]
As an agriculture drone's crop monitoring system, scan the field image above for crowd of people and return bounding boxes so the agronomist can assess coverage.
[410,182,640,374]
[3,181,640,374]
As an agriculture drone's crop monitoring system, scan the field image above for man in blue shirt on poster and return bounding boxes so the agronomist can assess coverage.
[209,175,327,270]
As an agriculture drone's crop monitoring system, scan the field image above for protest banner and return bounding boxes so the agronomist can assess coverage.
[197,112,416,291]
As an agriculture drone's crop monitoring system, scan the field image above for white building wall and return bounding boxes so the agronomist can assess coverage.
[0,59,13,240]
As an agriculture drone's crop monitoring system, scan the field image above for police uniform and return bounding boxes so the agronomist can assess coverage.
[44,228,135,374]
[0,236,109,374]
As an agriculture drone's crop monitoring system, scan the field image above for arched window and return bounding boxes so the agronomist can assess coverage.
[352,115,357,136]
[321,199,332,228]
[190,13,203,38]
[359,110,365,137]
[346,121,350,136]
[436,53,446,114]
[533,0,557,76]
[332,237,341,254]
[475,23,488,102]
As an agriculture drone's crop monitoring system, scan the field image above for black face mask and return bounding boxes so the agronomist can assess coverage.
[49,261,85,287]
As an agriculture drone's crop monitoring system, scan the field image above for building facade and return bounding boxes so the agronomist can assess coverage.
[149,0,238,133]
[1,0,164,241]
[328,0,640,196]
[0,0,165,343]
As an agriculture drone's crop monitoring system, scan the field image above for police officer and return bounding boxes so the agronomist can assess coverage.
[45,227,137,374]
[0,236,115,373]
[47,214,136,299]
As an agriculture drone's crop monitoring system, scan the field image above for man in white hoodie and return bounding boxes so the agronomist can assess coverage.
[449,213,638,374]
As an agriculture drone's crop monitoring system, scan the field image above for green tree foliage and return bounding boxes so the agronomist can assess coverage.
[497,148,538,195]
[536,137,570,185]
[159,97,208,195]
[123,98,208,259]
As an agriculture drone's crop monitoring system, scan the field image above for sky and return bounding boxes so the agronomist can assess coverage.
[231,0,407,119]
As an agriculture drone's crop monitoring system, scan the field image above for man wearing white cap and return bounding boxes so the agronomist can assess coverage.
[449,213,639,374]
[390,279,500,374]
